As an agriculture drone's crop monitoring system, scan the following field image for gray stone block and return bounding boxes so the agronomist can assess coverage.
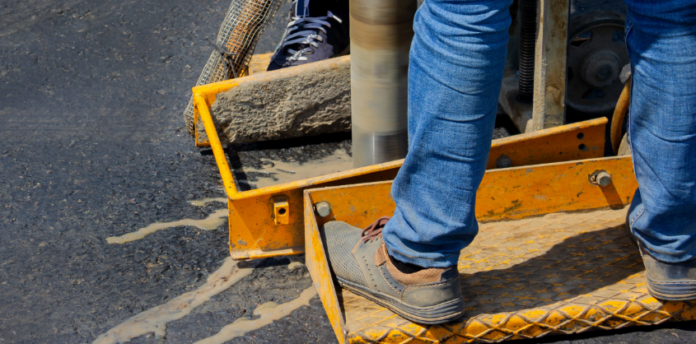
[199,56,351,144]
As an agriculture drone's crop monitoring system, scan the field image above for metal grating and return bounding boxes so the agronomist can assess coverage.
[342,209,696,343]
[184,0,283,135]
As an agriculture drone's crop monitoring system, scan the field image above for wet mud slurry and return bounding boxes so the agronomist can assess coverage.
[106,196,227,245]
[194,286,317,344]
[96,197,325,344]
[94,258,259,344]
[227,133,353,190]
[189,197,228,207]
[240,149,353,189]
[95,197,327,344]
[106,208,228,244]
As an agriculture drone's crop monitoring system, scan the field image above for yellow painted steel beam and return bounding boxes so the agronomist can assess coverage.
[196,92,607,260]
[223,120,606,261]
[485,117,605,169]
[303,156,664,344]
[193,53,610,260]
[194,93,238,197]
[305,156,637,231]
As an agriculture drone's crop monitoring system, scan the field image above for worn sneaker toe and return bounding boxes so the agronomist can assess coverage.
[322,219,465,324]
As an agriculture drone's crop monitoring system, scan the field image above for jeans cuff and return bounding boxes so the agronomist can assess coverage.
[640,244,696,263]
[384,243,460,268]
[629,197,696,263]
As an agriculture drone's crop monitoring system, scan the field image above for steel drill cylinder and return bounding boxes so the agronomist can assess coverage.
[350,0,416,168]
[518,0,537,102]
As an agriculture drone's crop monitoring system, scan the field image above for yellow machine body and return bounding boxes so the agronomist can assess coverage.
[191,34,668,341]
[303,157,696,343]
[193,63,608,260]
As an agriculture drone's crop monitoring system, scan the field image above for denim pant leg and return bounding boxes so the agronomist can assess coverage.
[623,0,696,263]
[383,0,512,268]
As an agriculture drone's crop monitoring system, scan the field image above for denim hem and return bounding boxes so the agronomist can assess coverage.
[640,244,696,264]
[629,195,696,264]
[385,244,460,268]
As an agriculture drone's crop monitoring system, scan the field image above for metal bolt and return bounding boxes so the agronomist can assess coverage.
[590,170,612,187]
[315,201,332,218]
[496,155,512,168]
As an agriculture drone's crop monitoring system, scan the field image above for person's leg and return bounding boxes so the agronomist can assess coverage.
[624,0,696,262]
[322,0,512,323]
[383,0,513,268]
[622,0,696,299]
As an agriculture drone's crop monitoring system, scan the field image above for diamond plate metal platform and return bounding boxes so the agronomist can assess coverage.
[303,157,696,344]
[340,209,696,343]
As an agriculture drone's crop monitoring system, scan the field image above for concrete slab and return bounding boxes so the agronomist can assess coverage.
[199,56,351,144]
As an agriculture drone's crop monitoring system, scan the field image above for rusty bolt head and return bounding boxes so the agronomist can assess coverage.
[315,201,332,218]
[590,170,612,187]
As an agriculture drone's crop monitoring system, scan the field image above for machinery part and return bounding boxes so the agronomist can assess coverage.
[611,76,631,154]
[496,155,512,168]
[304,157,653,344]
[272,195,290,225]
[618,133,632,156]
[349,0,415,168]
[314,201,332,218]
[194,75,609,259]
[530,0,569,130]
[517,0,537,103]
[184,0,283,136]
[567,11,630,116]
[590,170,612,186]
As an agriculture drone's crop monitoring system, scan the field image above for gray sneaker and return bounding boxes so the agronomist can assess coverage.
[624,215,696,301]
[322,217,465,324]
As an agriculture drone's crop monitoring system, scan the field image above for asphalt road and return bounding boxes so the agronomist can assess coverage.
[1,0,696,343]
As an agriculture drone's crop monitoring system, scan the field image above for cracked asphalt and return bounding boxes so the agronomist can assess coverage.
[1,0,696,343]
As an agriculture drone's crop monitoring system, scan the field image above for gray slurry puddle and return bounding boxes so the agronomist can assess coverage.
[193,286,317,344]
[94,258,259,344]
[227,133,353,191]
[98,197,317,343]
[106,197,228,244]
[238,149,353,189]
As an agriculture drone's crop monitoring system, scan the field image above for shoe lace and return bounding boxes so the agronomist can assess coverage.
[277,11,342,62]
[361,216,391,243]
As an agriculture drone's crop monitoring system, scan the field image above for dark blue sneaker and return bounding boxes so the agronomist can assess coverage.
[625,215,696,301]
[267,0,350,71]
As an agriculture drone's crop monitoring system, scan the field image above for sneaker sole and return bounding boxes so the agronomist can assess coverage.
[338,277,465,325]
[647,277,696,301]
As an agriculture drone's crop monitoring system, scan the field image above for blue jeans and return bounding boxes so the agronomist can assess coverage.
[383,0,696,267]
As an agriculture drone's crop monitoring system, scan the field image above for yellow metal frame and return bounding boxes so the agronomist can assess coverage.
[303,156,696,344]
[192,55,611,261]
[191,55,351,148]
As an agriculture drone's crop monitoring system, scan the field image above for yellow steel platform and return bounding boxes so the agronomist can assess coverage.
[340,209,696,343]
[303,157,696,343]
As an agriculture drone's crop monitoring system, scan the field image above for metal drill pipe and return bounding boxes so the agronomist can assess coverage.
[350,0,416,168]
